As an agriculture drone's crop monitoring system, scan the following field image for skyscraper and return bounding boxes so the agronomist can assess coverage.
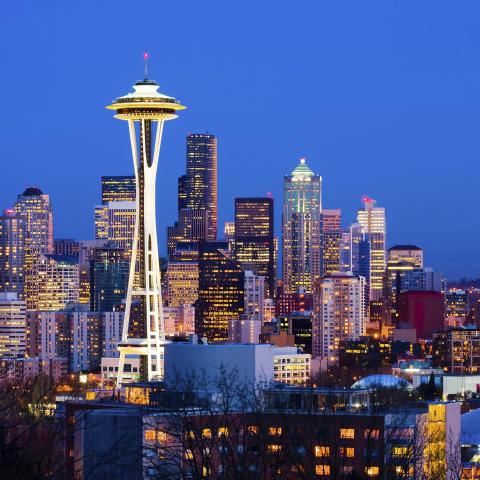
[357,196,386,302]
[313,273,366,363]
[282,158,322,294]
[101,176,136,204]
[234,197,275,298]
[0,209,25,298]
[195,241,244,342]
[320,209,342,276]
[29,254,79,311]
[243,270,265,323]
[166,261,199,307]
[0,293,26,358]
[185,133,218,240]
[14,187,54,306]
[106,61,185,383]
[90,245,129,312]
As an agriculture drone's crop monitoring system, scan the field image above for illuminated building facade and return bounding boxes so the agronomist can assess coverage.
[445,289,468,327]
[224,221,235,252]
[106,201,136,255]
[0,209,25,298]
[282,158,321,294]
[166,261,199,307]
[167,208,209,255]
[228,315,261,343]
[0,292,26,358]
[243,270,265,323]
[106,64,185,383]
[54,238,79,257]
[234,197,275,298]
[94,205,108,240]
[357,196,385,302]
[101,175,136,204]
[273,348,311,385]
[279,312,313,354]
[29,254,79,311]
[388,245,423,268]
[321,208,342,276]
[14,187,54,306]
[185,133,218,240]
[195,241,244,342]
[313,273,366,363]
[163,304,195,336]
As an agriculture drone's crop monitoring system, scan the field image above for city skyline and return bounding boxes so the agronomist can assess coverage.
[2,1,480,280]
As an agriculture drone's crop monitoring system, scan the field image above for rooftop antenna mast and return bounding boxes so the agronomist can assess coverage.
[143,52,150,80]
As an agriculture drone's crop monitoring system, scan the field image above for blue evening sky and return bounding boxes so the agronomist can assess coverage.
[1,1,479,280]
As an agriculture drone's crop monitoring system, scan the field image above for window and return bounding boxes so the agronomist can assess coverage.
[314,445,330,457]
[157,431,167,443]
[393,447,410,457]
[365,429,380,440]
[365,466,379,477]
[202,466,209,477]
[202,428,212,439]
[340,447,355,458]
[248,425,259,435]
[218,427,229,437]
[185,430,195,440]
[340,428,355,439]
[316,465,331,476]
[185,449,193,460]
[268,427,282,436]
[267,444,282,453]
[144,430,156,441]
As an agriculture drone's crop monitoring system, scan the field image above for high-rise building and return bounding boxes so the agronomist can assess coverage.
[94,205,109,240]
[234,197,275,298]
[282,158,322,294]
[357,196,386,302]
[195,241,244,342]
[185,133,218,240]
[71,308,102,372]
[0,292,26,358]
[177,174,188,211]
[313,273,366,363]
[166,261,199,307]
[29,254,79,311]
[228,315,261,344]
[101,176,136,204]
[445,289,468,327]
[388,245,423,268]
[321,209,342,276]
[106,64,185,383]
[0,209,25,298]
[90,245,129,312]
[167,208,209,255]
[54,238,80,257]
[244,270,265,323]
[106,201,136,254]
[14,187,54,306]
[224,221,235,253]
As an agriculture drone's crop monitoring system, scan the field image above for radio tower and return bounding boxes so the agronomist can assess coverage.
[106,54,185,385]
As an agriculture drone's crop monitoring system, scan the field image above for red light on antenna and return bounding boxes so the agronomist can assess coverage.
[143,52,150,60]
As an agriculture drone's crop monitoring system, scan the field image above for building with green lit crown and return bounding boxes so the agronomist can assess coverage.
[282,158,322,294]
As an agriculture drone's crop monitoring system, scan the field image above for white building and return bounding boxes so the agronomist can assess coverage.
[164,337,310,390]
[102,311,124,358]
[313,273,365,364]
[264,298,276,323]
[101,356,140,386]
[273,347,311,385]
[228,315,261,343]
[244,270,265,323]
[0,292,26,358]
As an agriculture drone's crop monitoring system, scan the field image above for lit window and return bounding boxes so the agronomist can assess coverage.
[314,445,330,457]
[393,447,410,457]
[340,428,355,439]
[268,444,282,453]
[185,449,193,460]
[248,425,258,435]
[218,427,229,437]
[202,428,212,439]
[365,429,380,440]
[185,430,195,440]
[340,447,355,458]
[268,427,282,436]
[365,466,379,477]
[316,464,331,475]
[157,431,167,443]
[144,430,156,441]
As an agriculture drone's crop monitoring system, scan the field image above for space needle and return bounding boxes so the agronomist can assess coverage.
[106,53,185,385]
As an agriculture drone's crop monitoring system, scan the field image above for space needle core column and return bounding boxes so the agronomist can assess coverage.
[106,54,185,385]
